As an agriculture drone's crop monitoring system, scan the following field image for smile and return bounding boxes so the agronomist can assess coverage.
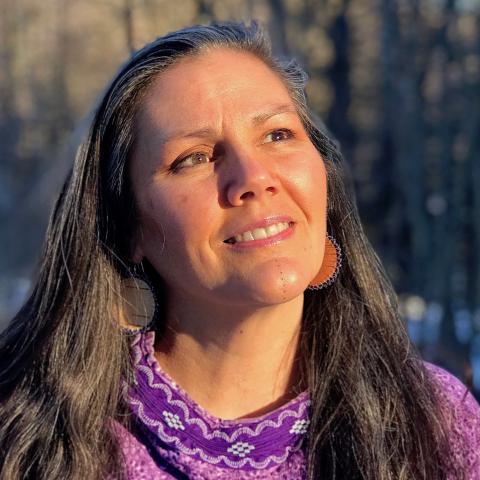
[224,221,294,244]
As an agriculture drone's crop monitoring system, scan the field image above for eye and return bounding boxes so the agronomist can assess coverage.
[171,151,212,172]
[264,128,294,143]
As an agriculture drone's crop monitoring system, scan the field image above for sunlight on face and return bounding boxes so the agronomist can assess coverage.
[130,48,327,308]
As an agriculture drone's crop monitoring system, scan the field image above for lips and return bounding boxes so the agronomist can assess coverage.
[223,216,294,245]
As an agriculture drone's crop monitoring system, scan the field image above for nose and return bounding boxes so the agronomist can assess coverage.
[222,146,279,206]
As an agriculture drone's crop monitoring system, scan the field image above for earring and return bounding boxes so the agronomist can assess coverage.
[120,271,158,335]
[308,235,342,290]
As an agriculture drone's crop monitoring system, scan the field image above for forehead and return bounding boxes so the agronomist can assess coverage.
[136,48,296,136]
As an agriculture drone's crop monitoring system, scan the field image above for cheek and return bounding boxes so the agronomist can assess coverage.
[307,153,327,202]
[141,187,215,247]
[314,162,328,210]
[287,152,327,215]
[178,192,190,206]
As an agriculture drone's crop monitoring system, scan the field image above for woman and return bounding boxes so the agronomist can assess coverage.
[0,22,478,480]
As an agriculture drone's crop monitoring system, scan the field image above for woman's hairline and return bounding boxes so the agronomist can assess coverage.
[128,43,312,139]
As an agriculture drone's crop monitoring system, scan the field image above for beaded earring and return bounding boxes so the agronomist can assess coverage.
[120,273,158,335]
[307,235,342,290]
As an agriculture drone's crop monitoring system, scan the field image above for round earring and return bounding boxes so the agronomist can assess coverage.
[308,235,342,290]
[120,271,158,335]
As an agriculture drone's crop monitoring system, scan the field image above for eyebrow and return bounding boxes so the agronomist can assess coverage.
[251,103,298,126]
[159,103,298,146]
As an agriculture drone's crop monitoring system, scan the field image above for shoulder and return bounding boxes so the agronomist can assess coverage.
[108,420,175,480]
[424,362,480,476]
[424,362,480,421]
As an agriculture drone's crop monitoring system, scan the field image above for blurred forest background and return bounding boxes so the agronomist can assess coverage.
[0,0,479,396]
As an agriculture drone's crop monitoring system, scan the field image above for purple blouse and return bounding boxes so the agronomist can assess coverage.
[112,332,480,479]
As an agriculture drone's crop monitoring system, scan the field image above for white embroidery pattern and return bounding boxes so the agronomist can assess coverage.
[289,419,310,435]
[131,362,310,442]
[128,333,310,469]
[227,441,255,458]
[162,411,185,431]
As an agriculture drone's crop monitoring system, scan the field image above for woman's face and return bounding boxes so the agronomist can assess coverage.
[130,48,327,308]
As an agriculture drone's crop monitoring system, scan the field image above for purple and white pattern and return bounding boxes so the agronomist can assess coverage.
[290,419,310,435]
[113,332,480,479]
[127,332,311,471]
[162,411,185,431]
[227,442,255,458]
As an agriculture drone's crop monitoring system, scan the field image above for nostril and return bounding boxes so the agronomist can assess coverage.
[239,191,255,200]
[266,186,276,194]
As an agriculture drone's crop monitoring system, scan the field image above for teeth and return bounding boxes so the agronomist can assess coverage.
[266,224,279,236]
[229,222,291,244]
[252,228,267,240]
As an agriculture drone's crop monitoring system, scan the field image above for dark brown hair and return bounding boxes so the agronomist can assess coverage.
[0,22,452,479]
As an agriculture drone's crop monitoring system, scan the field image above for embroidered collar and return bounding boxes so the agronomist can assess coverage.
[127,332,311,471]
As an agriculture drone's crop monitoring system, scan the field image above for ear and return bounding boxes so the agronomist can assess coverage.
[132,245,144,264]
[131,227,145,264]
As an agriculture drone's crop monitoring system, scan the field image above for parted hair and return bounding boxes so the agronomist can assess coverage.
[0,22,453,479]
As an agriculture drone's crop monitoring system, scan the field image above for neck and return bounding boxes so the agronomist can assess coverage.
[154,294,305,419]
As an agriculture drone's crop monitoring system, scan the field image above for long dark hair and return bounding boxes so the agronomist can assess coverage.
[0,22,452,479]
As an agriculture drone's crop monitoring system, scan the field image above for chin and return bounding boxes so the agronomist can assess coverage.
[238,261,312,306]
[250,284,306,306]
